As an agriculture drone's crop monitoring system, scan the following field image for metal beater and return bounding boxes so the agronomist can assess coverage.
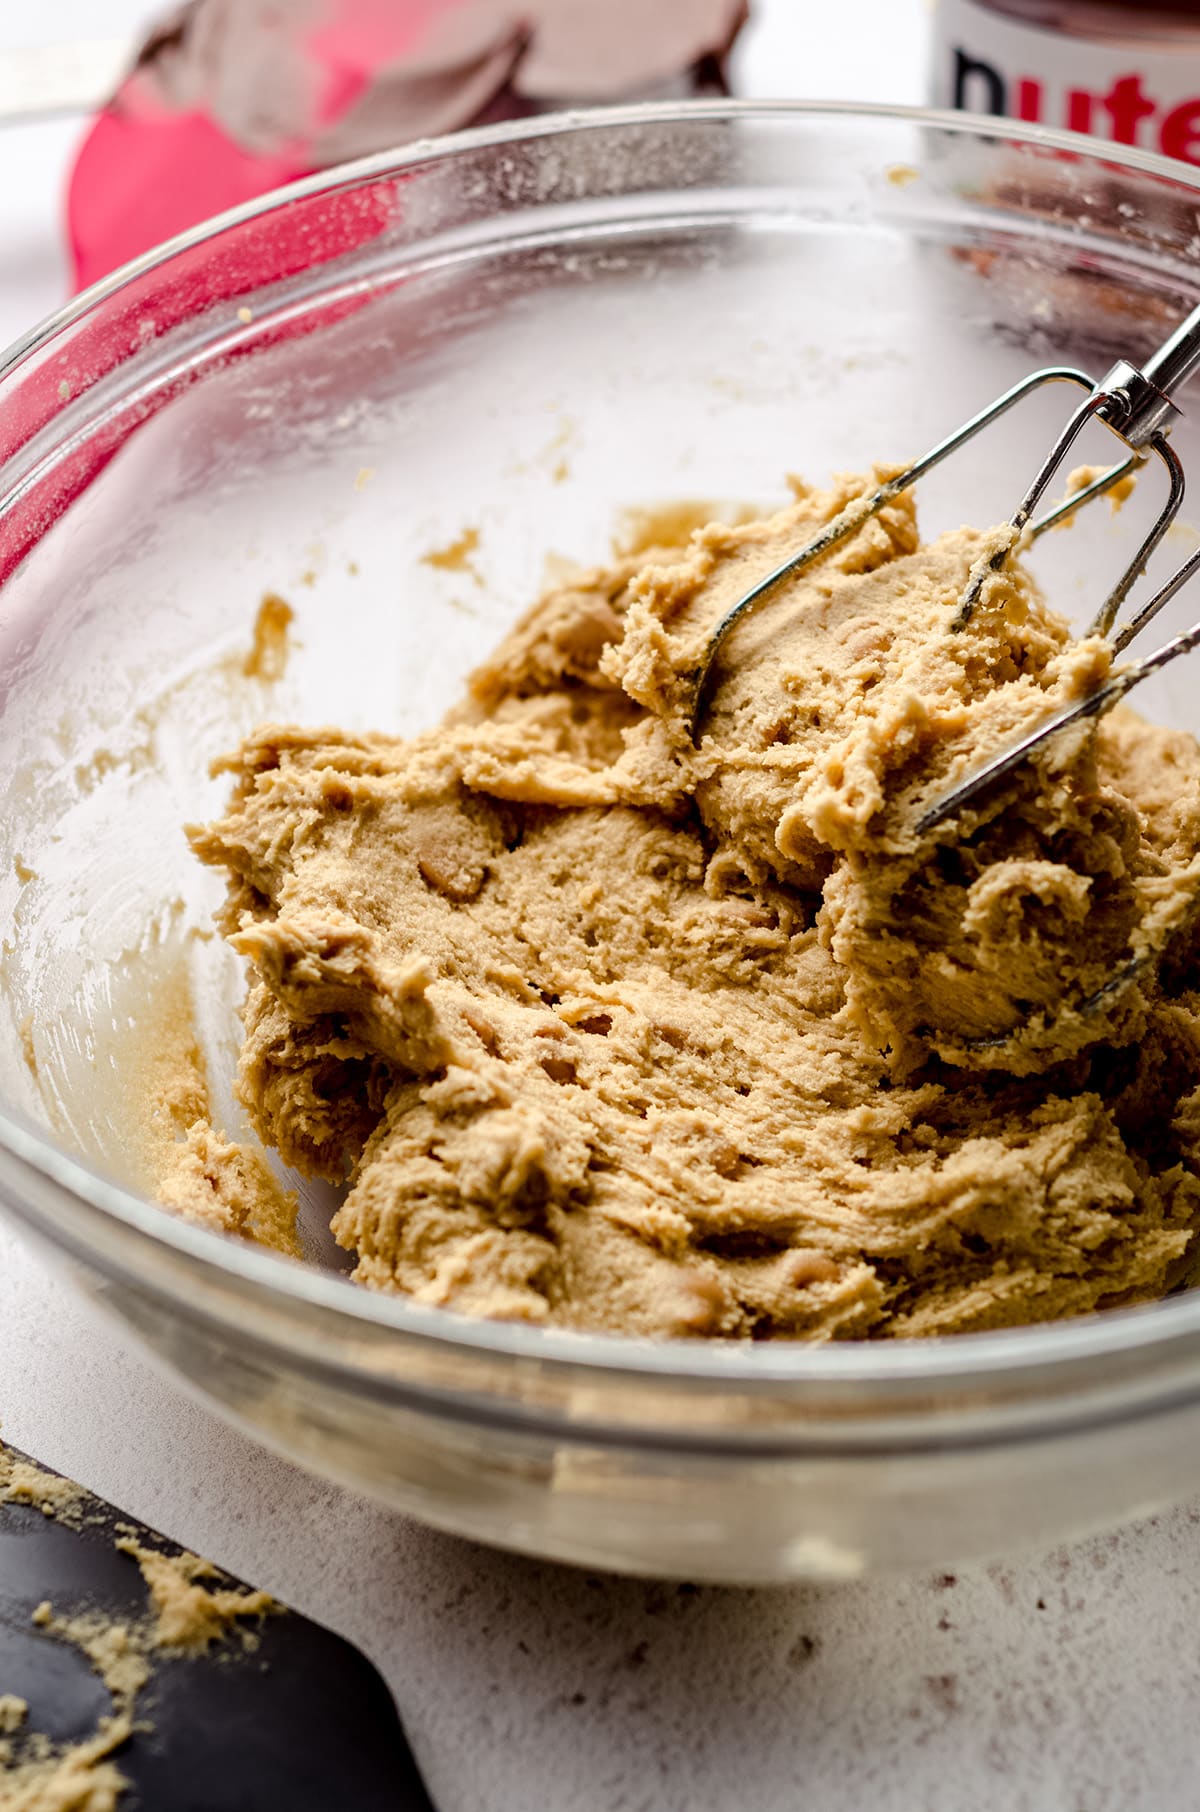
[689,302,1200,833]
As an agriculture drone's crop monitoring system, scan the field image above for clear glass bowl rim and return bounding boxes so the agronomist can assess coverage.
[4,96,1200,1395]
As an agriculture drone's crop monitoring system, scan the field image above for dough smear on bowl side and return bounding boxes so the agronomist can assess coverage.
[184,473,1200,1339]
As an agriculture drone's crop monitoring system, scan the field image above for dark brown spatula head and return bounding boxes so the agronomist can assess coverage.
[0,1444,435,1812]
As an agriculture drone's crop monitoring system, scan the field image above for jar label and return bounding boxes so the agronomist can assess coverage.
[931,0,1200,166]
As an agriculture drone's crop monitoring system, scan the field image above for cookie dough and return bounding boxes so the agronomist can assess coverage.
[190,473,1200,1338]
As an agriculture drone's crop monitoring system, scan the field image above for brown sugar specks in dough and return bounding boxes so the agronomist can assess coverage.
[193,473,1200,1341]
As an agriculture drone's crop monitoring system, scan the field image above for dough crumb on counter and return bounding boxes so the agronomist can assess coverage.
[0,1448,86,1527]
[0,1725,130,1812]
[115,1540,274,1652]
[186,472,1200,1339]
[0,1697,26,1736]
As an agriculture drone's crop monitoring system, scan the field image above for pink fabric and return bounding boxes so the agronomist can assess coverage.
[66,0,746,290]
[69,111,306,287]
[5,172,400,584]
[68,0,438,289]
[12,0,743,590]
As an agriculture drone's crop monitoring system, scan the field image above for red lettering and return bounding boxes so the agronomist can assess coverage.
[948,41,1200,170]
[1067,89,1094,134]
[1161,99,1200,165]
[1016,78,1042,123]
[1103,73,1157,146]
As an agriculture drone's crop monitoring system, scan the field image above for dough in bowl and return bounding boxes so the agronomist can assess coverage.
[187,473,1200,1339]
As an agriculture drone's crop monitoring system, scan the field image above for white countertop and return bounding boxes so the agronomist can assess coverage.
[3,6,1199,1810]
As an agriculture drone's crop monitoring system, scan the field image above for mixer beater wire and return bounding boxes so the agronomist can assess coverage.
[688,301,1200,834]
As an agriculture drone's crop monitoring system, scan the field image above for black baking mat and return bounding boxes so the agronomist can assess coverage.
[0,1445,435,1811]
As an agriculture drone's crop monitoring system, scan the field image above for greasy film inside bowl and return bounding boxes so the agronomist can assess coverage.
[0,110,1198,1275]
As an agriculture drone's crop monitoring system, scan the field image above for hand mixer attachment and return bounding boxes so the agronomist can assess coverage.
[688,302,1200,834]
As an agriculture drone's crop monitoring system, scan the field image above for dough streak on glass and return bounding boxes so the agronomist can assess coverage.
[187,473,1200,1339]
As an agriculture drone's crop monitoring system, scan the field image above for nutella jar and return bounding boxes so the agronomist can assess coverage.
[931,0,1200,165]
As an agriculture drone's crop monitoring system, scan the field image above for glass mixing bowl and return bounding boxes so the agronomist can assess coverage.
[4,102,1200,1584]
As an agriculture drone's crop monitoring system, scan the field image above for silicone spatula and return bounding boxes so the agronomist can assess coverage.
[0,1443,435,1811]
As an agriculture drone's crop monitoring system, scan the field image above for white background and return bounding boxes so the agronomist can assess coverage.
[4,5,1200,1811]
